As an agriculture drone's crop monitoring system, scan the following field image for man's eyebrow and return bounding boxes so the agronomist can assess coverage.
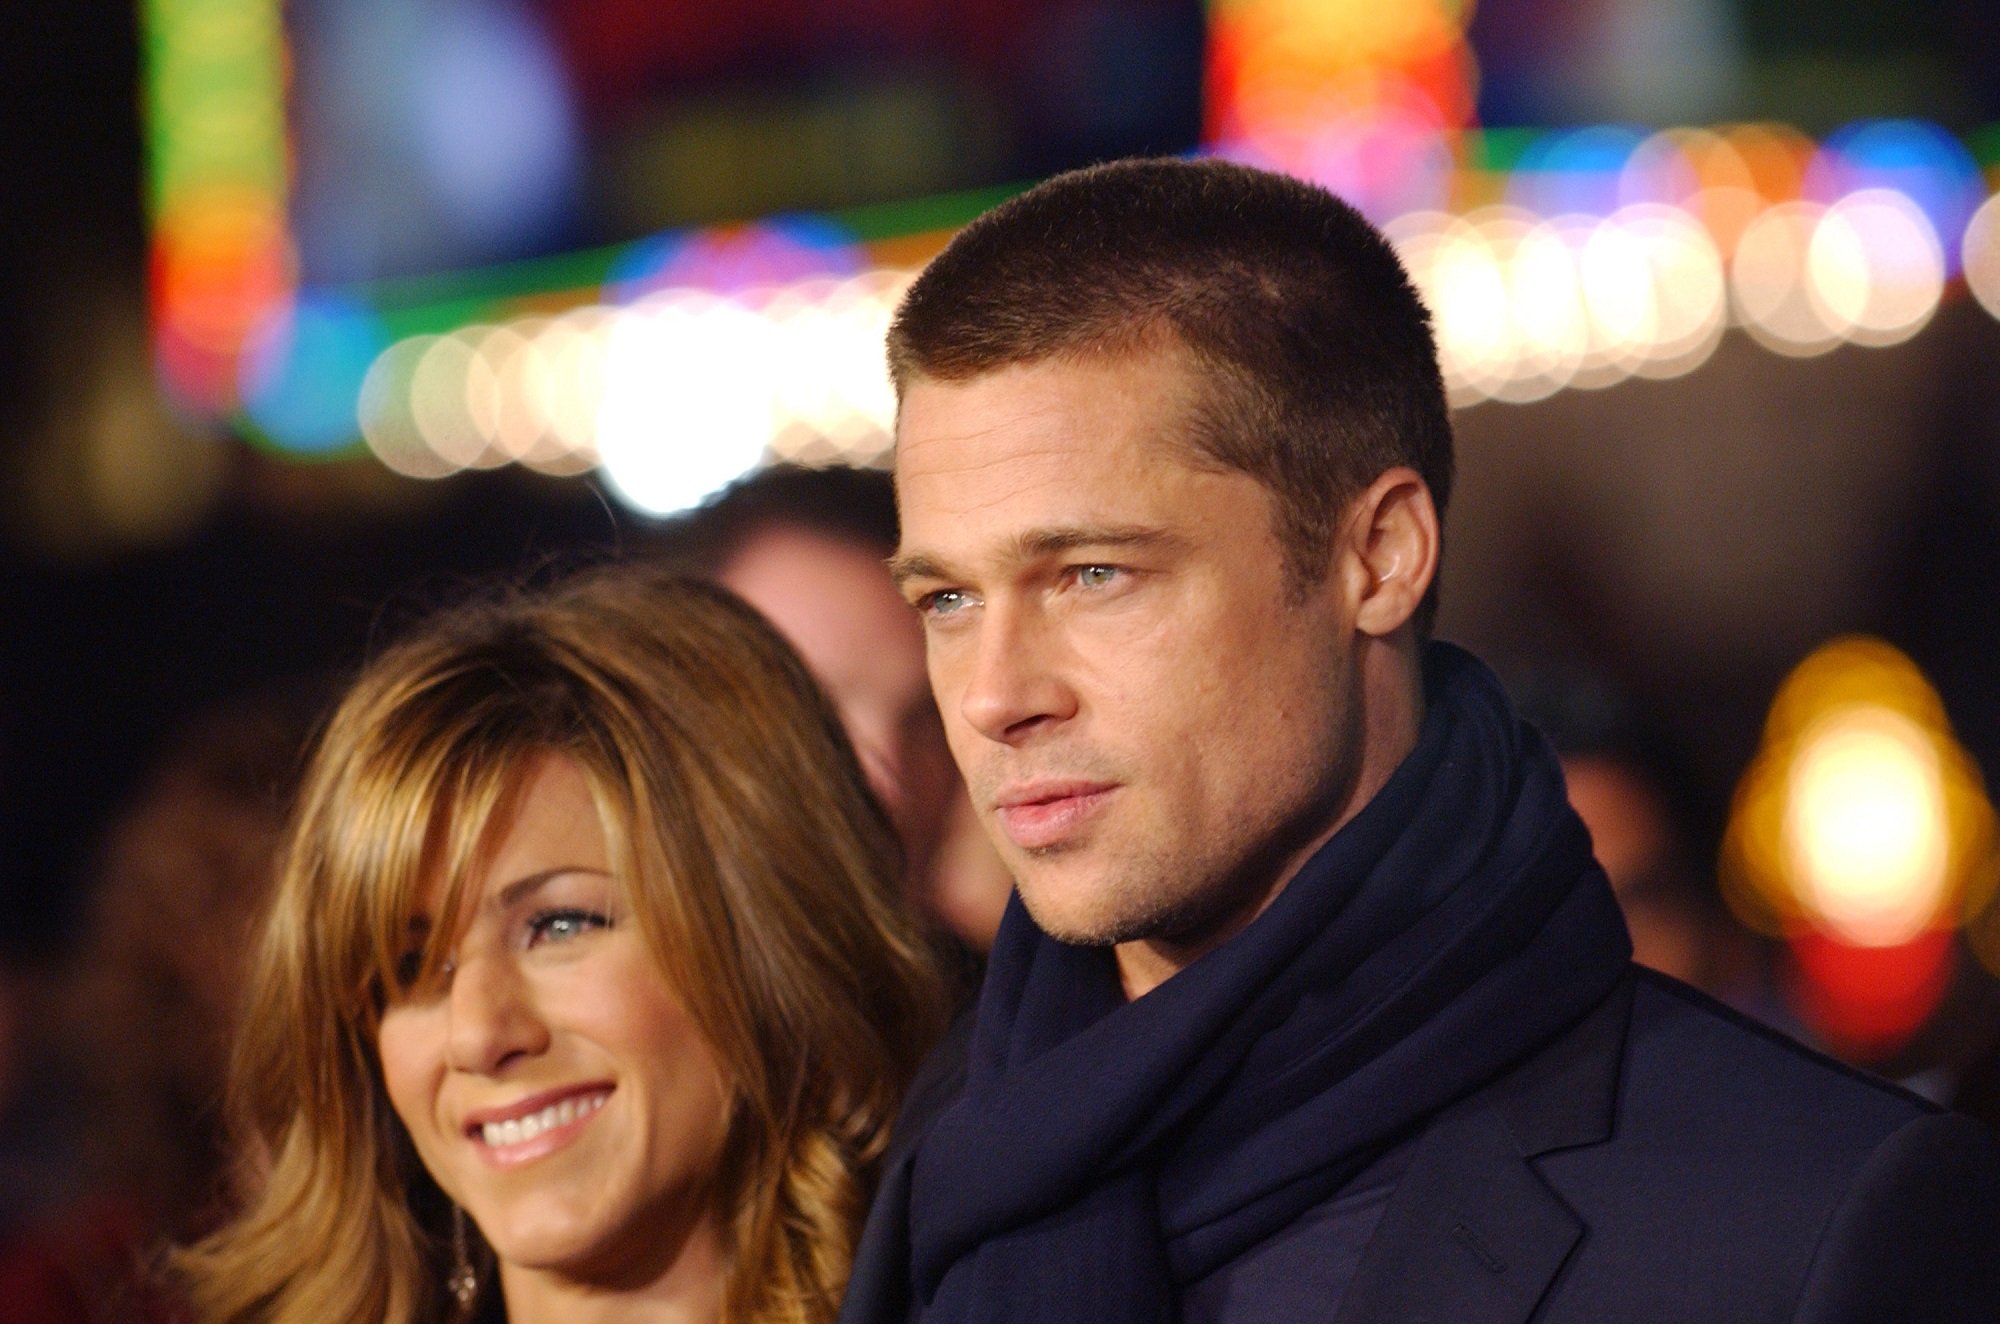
[889,525,1187,588]
[886,551,943,588]
[1013,525,1185,559]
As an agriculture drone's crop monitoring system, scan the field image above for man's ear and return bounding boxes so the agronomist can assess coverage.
[1337,466,1440,638]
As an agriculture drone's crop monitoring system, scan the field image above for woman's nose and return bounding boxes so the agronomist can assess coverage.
[444,952,550,1076]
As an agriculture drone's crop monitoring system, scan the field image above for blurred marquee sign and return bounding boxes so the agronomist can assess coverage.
[143,0,2000,517]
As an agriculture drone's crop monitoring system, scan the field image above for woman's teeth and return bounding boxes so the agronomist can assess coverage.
[481,1092,606,1148]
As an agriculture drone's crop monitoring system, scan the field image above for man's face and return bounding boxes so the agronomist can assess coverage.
[893,349,1367,964]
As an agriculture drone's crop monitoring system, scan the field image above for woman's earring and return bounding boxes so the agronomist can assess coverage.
[449,1205,479,1313]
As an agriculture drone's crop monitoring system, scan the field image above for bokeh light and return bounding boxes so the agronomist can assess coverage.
[1724,637,1995,941]
[238,294,385,455]
[358,335,457,480]
[1808,119,1983,275]
[143,0,292,414]
[1787,928,1957,1061]
[1807,190,1944,348]
[142,0,2000,474]
[594,293,777,516]
[1724,637,1996,1055]
[1730,202,1842,357]
[1780,706,1950,947]
[1962,194,2000,322]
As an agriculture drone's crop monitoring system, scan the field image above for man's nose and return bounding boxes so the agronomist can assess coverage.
[444,952,549,1076]
[957,603,1076,745]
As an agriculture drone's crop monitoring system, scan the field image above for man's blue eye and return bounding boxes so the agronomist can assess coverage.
[922,589,971,617]
[1076,565,1119,588]
[528,909,610,946]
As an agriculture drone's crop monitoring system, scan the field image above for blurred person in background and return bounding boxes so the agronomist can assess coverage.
[177,567,944,1323]
[648,464,1012,952]
[0,684,323,1323]
[1508,665,1780,1020]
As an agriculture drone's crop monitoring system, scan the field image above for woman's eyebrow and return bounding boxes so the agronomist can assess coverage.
[492,866,614,911]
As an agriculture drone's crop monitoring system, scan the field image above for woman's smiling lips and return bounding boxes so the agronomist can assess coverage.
[463,1084,613,1168]
[993,781,1119,850]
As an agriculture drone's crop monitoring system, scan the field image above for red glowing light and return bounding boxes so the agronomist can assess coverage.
[1786,926,1956,1061]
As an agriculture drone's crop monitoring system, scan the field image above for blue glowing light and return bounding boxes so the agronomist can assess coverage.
[607,215,866,301]
[239,294,387,456]
[1810,120,1983,274]
[1507,125,1648,218]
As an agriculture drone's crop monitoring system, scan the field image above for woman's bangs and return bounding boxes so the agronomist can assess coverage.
[341,733,517,1018]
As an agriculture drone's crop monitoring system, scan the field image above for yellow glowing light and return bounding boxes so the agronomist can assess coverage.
[1730,202,1843,358]
[411,333,500,471]
[1503,222,1589,400]
[1614,204,1727,380]
[359,335,458,480]
[530,306,611,472]
[1722,637,1997,949]
[1781,707,1950,947]
[1574,218,1655,386]
[466,322,540,462]
[1966,194,2000,323]
[1393,212,1516,405]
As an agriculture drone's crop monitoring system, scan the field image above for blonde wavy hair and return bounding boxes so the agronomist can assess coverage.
[176,566,947,1323]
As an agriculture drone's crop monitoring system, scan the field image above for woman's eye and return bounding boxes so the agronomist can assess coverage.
[526,908,611,946]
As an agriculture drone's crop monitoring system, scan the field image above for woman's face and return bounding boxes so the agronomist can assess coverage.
[376,753,731,1289]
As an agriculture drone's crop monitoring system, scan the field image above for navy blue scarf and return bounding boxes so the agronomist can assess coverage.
[851,644,1631,1324]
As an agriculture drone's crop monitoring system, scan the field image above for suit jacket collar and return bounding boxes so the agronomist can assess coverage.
[1333,975,1633,1324]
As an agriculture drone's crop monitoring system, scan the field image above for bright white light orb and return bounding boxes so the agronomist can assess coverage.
[1808,190,1943,349]
[1781,705,1950,947]
[595,293,776,516]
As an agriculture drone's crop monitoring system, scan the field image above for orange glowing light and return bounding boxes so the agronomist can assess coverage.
[1718,123,1816,207]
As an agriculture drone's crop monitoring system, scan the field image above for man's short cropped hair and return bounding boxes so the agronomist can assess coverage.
[647,462,899,575]
[888,156,1454,627]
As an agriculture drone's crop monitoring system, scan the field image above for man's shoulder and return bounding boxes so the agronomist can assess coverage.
[1614,966,1944,1154]
[1513,967,2000,1321]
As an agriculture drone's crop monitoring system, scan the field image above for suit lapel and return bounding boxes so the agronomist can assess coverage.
[1332,1104,1581,1324]
[1333,977,1634,1324]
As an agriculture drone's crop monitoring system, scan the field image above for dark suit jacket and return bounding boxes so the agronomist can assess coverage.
[846,968,2000,1323]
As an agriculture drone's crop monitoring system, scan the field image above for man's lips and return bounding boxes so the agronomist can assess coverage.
[992,780,1118,850]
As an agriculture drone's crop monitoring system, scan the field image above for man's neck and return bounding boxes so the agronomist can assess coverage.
[1114,638,1427,1000]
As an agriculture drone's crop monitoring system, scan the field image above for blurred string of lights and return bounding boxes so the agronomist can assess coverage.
[142,0,2000,518]
[1723,638,2000,1058]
